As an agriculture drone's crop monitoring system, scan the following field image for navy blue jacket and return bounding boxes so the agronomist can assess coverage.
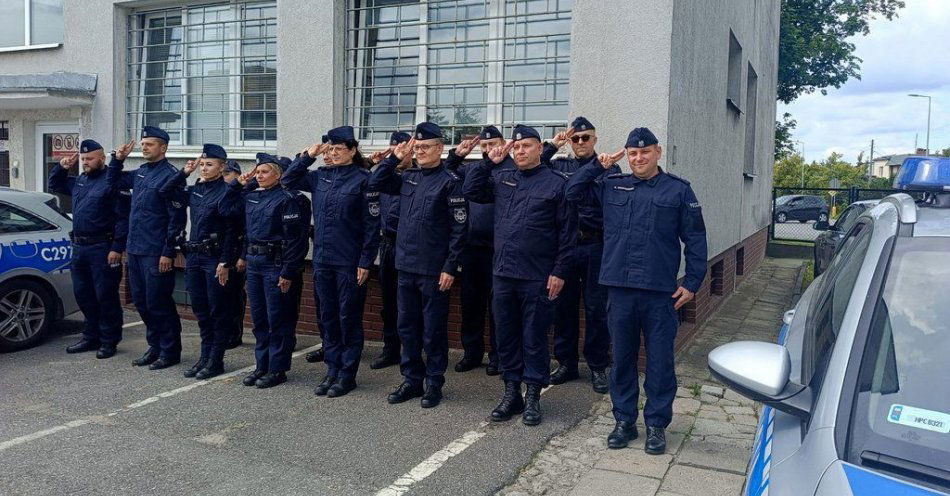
[159,172,242,265]
[379,191,400,236]
[369,155,467,277]
[566,164,708,293]
[463,160,575,282]
[282,154,381,269]
[112,157,187,257]
[541,143,619,235]
[445,149,516,247]
[233,180,310,279]
[48,164,130,253]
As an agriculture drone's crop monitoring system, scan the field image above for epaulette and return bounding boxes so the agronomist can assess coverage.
[551,170,570,181]
[357,167,370,174]
[165,163,178,173]
[444,169,460,181]
[666,172,691,185]
[403,167,422,173]
[607,172,631,178]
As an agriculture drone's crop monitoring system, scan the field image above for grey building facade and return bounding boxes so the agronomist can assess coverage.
[0,0,779,340]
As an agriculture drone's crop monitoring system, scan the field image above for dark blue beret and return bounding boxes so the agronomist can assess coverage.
[256,152,281,166]
[414,122,443,141]
[511,124,541,142]
[327,126,356,144]
[390,131,411,145]
[480,126,503,140]
[142,125,169,143]
[625,127,659,148]
[225,160,241,174]
[202,143,227,159]
[275,156,292,168]
[321,134,329,144]
[571,116,595,132]
[79,139,102,153]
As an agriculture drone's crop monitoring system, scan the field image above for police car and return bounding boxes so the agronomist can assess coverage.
[708,157,950,496]
[0,188,77,352]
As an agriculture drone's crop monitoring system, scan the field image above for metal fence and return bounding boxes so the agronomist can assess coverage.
[769,187,929,243]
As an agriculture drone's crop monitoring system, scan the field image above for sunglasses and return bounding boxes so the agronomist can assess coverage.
[412,144,436,152]
[570,135,594,143]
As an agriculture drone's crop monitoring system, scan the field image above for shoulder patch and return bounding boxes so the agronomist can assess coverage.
[665,172,690,185]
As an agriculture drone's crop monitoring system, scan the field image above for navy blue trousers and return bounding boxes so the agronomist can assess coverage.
[184,254,230,362]
[607,287,678,427]
[71,242,123,346]
[396,271,449,388]
[225,268,246,341]
[378,236,400,358]
[553,241,610,370]
[246,259,300,373]
[314,263,366,381]
[460,246,498,363]
[493,276,555,386]
[127,253,181,359]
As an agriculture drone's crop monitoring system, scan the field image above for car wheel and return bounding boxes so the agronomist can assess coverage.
[0,279,55,352]
[818,212,828,222]
[776,212,787,223]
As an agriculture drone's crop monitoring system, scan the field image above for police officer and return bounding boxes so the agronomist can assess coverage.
[160,144,242,379]
[304,136,331,365]
[463,125,576,426]
[367,131,413,370]
[111,126,187,370]
[566,127,707,454]
[234,154,310,389]
[48,139,131,359]
[541,117,616,393]
[445,125,515,375]
[222,159,247,350]
[369,122,467,409]
[282,126,380,398]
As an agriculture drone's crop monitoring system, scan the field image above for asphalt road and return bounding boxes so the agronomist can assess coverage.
[0,313,601,496]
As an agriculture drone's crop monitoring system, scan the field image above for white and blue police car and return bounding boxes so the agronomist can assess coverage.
[708,157,950,496]
[0,188,77,352]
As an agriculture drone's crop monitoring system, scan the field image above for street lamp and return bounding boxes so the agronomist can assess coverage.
[908,94,932,155]
[793,140,805,189]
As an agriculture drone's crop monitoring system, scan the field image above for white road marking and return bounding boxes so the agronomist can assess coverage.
[0,343,323,452]
[122,320,145,328]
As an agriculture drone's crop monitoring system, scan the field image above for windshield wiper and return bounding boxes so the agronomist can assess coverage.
[861,451,950,490]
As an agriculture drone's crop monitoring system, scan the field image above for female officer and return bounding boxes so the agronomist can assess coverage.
[233,153,310,389]
[160,144,241,380]
[282,126,380,398]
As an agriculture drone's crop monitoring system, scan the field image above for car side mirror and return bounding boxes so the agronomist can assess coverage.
[814,220,829,231]
[707,341,812,420]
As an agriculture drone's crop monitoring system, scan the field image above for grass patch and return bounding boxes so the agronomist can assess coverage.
[687,383,702,398]
[771,239,814,247]
[802,260,816,290]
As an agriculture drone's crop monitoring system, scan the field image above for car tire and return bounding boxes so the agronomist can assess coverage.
[0,279,56,352]
[776,212,787,223]
[818,212,828,222]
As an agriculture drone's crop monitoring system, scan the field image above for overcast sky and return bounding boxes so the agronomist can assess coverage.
[780,0,950,163]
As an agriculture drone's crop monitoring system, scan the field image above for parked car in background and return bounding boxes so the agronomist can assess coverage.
[812,200,880,276]
[0,188,77,352]
[773,194,830,223]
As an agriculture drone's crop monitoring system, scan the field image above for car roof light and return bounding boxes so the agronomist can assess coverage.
[893,156,950,191]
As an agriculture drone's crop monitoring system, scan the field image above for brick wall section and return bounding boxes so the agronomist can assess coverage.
[123,226,770,360]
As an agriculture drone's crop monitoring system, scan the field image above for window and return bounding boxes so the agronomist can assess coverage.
[726,29,742,113]
[0,0,63,50]
[345,0,573,145]
[0,203,57,234]
[735,246,745,276]
[710,259,724,295]
[126,1,277,148]
[0,121,7,187]
[743,63,757,175]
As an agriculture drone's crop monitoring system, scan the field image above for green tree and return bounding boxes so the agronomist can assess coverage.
[933,147,950,158]
[774,112,798,160]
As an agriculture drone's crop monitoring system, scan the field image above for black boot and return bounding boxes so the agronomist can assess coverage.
[522,384,543,426]
[590,369,609,394]
[645,426,666,455]
[131,349,159,367]
[549,364,579,385]
[313,375,337,396]
[607,420,638,449]
[96,345,117,359]
[485,360,500,376]
[454,356,482,373]
[148,356,180,370]
[243,369,266,387]
[66,339,99,354]
[195,360,224,380]
[490,381,524,422]
[183,359,208,378]
[226,336,242,350]
[255,371,287,389]
[305,349,325,363]
[421,384,443,408]
[327,377,357,398]
[371,352,400,370]
[388,381,424,404]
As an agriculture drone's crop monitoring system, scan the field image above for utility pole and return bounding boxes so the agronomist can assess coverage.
[869,139,875,178]
[908,94,933,155]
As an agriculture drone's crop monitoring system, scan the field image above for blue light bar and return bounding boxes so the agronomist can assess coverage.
[893,156,950,191]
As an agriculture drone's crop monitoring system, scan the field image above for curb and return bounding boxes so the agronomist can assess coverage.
[790,261,807,306]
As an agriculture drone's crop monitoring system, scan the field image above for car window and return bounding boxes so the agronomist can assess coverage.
[776,196,792,205]
[835,205,865,231]
[0,202,58,234]
[847,237,950,487]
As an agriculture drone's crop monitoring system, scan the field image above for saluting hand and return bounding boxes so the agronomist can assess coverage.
[598,149,625,169]
[183,157,200,176]
[60,153,79,169]
[392,138,415,161]
[438,272,455,292]
[547,275,564,300]
[159,256,173,273]
[552,128,575,148]
[357,267,369,286]
[488,140,514,165]
[672,286,695,310]
[114,138,136,161]
[238,170,255,185]
[455,136,481,157]
[369,148,393,165]
[278,276,292,293]
[306,142,327,158]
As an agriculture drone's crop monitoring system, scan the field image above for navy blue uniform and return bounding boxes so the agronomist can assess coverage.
[48,163,129,347]
[463,160,576,386]
[160,172,241,364]
[541,143,617,372]
[445,149,516,365]
[112,156,187,360]
[238,180,310,374]
[566,164,707,427]
[369,155,467,389]
[282,153,380,383]
[378,180,402,359]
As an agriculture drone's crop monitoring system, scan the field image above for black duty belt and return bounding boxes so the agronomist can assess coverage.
[184,239,221,256]
[247,242,283,258]
[70,232,113,245]
[577,229,604,243]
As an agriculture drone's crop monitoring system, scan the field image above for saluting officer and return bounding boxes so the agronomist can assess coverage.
[445,125,516,375]
[369,122,467,409]
[541,117,616,394]
[222,159,247,350]
[234,154,310,389]
[48,139,131,359]
[367,131,413,370]
[111,126,187,370]
[283,126,381,398]
[566,127,707,455]
[463,125,576,426]
[160,144,242,379]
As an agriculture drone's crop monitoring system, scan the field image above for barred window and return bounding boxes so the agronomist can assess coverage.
[126,1,277,148]
[345,0,572,146]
